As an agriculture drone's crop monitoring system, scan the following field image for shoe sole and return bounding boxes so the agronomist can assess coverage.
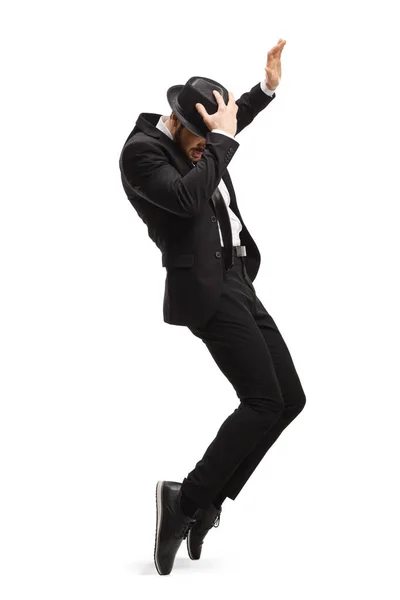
[186,529,198,560]
[154,480,164,575]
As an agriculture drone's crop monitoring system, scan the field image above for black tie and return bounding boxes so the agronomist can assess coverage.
[211,187,234,270]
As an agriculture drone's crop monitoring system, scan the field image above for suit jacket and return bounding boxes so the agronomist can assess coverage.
[118,81,275,327]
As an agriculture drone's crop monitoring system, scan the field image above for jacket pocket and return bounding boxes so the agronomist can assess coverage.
[162,253,194,268]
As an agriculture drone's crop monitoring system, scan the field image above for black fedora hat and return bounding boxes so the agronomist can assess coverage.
[167,76,229,139]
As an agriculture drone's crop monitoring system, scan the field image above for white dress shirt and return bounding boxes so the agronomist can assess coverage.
[156,80,275,247]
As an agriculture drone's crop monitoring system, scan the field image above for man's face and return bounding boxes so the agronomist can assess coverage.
[169,114,206,163]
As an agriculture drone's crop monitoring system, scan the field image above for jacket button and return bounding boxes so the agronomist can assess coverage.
[215,251,222,258]
[211,215,217,222]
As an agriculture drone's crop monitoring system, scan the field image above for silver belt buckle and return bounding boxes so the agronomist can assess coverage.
[235,245,246,257]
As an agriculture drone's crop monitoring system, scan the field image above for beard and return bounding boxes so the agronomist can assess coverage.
[173,123,184,146]
[173,124,192,163]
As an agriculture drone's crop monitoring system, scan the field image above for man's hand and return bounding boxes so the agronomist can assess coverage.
[264,39,286,91]
[196,90,238,137]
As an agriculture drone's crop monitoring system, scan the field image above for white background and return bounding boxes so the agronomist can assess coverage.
[1,0,400,597]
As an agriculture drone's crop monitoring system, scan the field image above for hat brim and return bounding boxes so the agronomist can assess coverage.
[167,85,208,138]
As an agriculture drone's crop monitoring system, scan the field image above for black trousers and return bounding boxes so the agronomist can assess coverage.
[181,254,306,509]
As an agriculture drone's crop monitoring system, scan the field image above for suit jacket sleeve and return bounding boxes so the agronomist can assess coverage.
[120,132,240,218]
[235,81,276,135]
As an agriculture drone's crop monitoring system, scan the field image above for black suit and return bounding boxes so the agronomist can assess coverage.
[119,81,275,327]
[118,82,306,510]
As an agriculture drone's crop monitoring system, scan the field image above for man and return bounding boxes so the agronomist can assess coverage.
[119,39,306,576]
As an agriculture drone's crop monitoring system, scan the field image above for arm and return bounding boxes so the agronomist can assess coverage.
[260,79,276,96]
[214,79,275,138]
[120,132,239,219]
[235,39,285,135]
[235,80,276,136]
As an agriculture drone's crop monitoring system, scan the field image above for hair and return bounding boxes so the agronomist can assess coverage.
[169,111,184,132]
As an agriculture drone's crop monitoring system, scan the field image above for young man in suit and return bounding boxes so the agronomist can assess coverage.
[119,39,306,576]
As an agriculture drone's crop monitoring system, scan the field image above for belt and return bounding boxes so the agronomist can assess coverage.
[222,245,247,258]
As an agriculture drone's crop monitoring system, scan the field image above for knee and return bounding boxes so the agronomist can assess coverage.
[242,396,285,418]
[298,391,306,413]
[289,390,306,418]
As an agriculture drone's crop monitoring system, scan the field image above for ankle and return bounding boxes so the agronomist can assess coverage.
[179,489,199,518]
[212,493,226,511]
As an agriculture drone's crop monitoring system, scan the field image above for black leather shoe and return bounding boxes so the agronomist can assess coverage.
[154,480,200,575]
[186,502,222,560]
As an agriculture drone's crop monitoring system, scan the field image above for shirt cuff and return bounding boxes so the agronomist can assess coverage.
[260,79,276,96]
[211,129,236,140]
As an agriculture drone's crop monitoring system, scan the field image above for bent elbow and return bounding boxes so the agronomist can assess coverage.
[173,180,202,218]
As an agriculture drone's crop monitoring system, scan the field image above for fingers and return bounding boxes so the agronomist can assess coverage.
[227,90,236,107]
[229,92,238,111]
[213,90,225,107]
[213,90,236,106]
[268,39,286,58]
[276,39,286,55]
[195,102,207,117]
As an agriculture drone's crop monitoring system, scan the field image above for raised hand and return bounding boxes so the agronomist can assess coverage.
[264,39,286,91]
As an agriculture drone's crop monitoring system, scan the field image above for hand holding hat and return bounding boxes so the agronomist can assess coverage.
[195,90,238,137]
[167,76,234,139]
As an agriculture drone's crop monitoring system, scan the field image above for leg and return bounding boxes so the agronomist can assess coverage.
[218,267,306,502]
[181,264,286,509]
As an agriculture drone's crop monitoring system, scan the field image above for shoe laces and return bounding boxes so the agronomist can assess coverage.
[177,518,196,540]
[198,509,221,533]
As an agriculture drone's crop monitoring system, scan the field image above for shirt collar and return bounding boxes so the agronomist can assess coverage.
[156,115,173,140]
